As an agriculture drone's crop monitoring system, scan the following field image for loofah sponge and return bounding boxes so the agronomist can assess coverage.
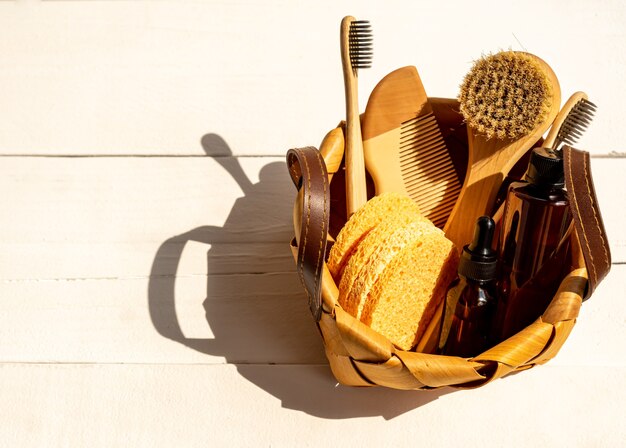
[338,218,431,319]
[329,192,458,351]
[327,192,422,280]
[458,51,553,140]
[361,228,458,350]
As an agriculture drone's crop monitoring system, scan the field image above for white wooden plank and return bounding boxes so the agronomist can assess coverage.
[0,156,294,247]
[0,275,327,365]
[0,362,624,447]
[0,157,623,283]
[0,1,624,155]
[0,155,303,282]
[0,264,623,366]
[590,157,626,264]
[549,263,626,368]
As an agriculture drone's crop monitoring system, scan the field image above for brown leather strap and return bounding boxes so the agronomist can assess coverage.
[286,146,330,321]
[563,146,612,300]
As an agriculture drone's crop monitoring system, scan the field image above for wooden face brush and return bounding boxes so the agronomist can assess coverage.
[340,16,372,217]
[361,66,461,228]
[443,51,561,250]
[543,91,596,151]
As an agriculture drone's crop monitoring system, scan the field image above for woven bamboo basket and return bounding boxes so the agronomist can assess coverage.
[287,97,607,390]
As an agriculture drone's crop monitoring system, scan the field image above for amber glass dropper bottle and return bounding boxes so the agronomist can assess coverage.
[439,216,498,357]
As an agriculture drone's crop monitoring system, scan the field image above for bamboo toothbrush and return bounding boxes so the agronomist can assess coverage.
[340,16,372,217]
[543,91,596,151]
[444,51,561,251]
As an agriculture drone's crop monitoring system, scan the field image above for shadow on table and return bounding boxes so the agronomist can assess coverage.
[147,133,454,420]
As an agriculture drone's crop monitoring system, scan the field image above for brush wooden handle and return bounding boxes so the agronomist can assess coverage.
[341,16,368,217]
[543,91,588,149]
[444,53,561,250]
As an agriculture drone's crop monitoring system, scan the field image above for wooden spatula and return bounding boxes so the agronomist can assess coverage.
[361,66,461,228]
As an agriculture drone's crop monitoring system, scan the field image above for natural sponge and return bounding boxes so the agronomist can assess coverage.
[458,50,553,140]
[329,192,458,351]
[362,227,458,350]
[339,218,431,319]
[327,192,423,280]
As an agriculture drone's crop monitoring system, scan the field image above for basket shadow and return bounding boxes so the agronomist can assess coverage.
[237,364,455,420]
[147,132,456,419]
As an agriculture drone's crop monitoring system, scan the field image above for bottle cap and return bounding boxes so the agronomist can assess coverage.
[458,216,497,282]
[525,147,565,187]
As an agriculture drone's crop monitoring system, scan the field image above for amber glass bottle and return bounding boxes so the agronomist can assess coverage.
[492,147,572,342]
[439,216,497,357]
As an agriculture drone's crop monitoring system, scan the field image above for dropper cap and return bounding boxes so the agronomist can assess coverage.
[458,216,497,282]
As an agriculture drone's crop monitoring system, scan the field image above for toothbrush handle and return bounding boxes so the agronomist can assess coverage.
[341,16,368,217]
[344,86,368,217]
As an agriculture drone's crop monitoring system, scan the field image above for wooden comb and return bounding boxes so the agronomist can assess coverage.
[361,66,461,228]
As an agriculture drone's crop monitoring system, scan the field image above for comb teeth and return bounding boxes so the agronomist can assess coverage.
[348,20,373,70]
[399,113,462,228]
[555,98,597,149]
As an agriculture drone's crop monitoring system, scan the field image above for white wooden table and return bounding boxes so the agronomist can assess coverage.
[1,1,625,446]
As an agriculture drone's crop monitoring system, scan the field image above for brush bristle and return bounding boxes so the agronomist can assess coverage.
[458,51,553,139]
[555,98,596,148]
[349,20,373,70]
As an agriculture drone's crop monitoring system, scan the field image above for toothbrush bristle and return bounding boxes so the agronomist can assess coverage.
[349,20,373,70]
[555,98,596,148]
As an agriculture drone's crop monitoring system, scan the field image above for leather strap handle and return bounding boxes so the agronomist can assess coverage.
[286,146,330,321]
[563,145,612,299]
